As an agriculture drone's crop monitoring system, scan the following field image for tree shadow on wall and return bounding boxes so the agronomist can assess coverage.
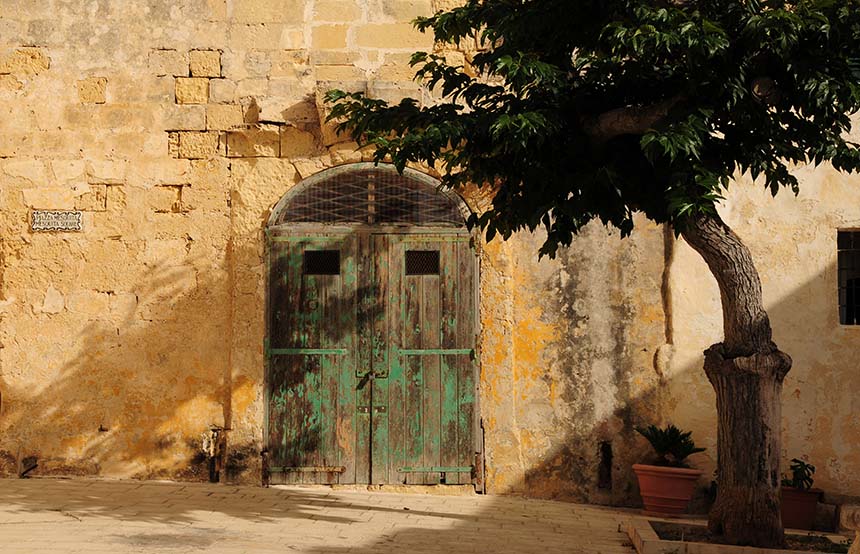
[0,232,853,549]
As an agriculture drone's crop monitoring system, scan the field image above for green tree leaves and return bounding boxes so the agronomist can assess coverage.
[327,0,860,257]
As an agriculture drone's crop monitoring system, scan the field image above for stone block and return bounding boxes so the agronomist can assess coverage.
[4,159,49,183]
[142,239,190,265]
[328,141,363,164]
[148,185,185,214]
[158,104,206,131]
[87,160,127,184]
[354,23,432,49]
[148,49,188,77]
[231,0,303,23]
[51,160,86,183]
[280,126,318,158]
[22,187,75,209]
[206,104,244,130]
[109,292,138,318]
[282,97,319,125]
[227,125,280,158]
[177,131,224,159]
[175,78,209,104]
[292,156,331,179]
[841,504,860,531]
[313,0,361,21]
[271,49,310,76]
[66,290,111,318]
[368,81,422,104]
[0,47,50,76]
[236,78,268,97]
[74,184,108,212]
[40,286,64,314]
[281,27,305,49]
[244,50,272,77]
[190,49,221,77]
[312,25,348,49]
[310,50,358,66]
[382,0,433,21]
[209,79,237,103]
[76,77,107,104]
[228,23,285,50]
[315,65,365,81]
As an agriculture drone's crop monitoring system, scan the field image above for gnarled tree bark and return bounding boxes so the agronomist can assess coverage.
[680,212,792,548]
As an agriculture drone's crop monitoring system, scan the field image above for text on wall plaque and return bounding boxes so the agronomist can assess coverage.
[31,210,83,232]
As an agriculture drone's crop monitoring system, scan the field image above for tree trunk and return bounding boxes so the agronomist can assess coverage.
[680,212,792,548]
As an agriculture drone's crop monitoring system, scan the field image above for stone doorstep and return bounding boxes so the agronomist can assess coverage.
[273,483,477,496]
[626,518,854,554]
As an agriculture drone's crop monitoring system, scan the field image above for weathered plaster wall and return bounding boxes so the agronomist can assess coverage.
[0,0,437,481]
[667,160,860,501]
[1,0,855,509]
[479,219,667,503]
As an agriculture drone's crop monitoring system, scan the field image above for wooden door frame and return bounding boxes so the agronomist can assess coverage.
[263,164,483,489]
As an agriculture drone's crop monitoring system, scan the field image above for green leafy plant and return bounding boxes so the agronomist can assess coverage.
[781,458,815,490]
[636,424,705,468]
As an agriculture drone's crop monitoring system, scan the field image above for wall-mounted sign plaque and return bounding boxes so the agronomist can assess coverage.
[31,210,83,232]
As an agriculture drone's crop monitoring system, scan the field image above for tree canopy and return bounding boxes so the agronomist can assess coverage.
[328,0,860,256]
[327,1,860,547]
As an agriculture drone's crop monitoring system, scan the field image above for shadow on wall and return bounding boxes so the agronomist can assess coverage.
[0,225,854,546]
[0,237,266,482]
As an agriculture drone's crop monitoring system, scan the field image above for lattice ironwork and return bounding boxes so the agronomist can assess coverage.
[273,166,465,227]
[405,250,440,275]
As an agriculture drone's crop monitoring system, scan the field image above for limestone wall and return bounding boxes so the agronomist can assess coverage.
[0,0,856,509]
[667,162,860,501]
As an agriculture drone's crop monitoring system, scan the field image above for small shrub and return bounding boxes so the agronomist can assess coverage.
[636,424,705,468]
[782,458,815,490]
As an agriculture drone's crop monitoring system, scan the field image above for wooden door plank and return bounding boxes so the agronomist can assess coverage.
[455,240,477,485]
[370,235,390,484]
[385,235,407,485]
[354,234,373,484]
[439,241,461,484]
[403,269,425,484]
[337,238,358,484]
[317,268,340,484]
[421,264,442,486]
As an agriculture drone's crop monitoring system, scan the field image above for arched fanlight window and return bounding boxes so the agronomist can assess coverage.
[268,163,467,227]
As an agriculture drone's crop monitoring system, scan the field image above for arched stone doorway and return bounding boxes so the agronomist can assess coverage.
[265,163,481,488]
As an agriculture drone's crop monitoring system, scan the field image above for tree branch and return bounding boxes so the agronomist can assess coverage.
[583,95,685,143]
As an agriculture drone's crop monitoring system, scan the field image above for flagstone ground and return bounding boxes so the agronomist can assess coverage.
[0,478,638,554]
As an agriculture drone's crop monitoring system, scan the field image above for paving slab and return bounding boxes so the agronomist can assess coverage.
[0,478,638,553]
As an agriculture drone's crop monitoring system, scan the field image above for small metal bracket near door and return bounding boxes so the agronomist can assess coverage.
[356,368,388,380]
[358,406,387,414]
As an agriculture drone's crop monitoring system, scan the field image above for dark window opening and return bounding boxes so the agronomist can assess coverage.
[406,250,440,275]
[838,231,860,324]
[303,250,340,275]
[597,441,613,490]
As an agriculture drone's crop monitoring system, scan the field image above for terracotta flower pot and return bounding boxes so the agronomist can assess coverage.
[781,486,821,530]
[633,463,703,517]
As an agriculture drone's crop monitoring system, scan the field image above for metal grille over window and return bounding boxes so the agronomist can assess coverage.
[304,250,340,275]
[405,250,440,275]
[838,231,860,324]
[275,166,464,227]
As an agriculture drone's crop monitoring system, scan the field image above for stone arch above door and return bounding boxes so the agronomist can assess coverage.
[265,163,482,488]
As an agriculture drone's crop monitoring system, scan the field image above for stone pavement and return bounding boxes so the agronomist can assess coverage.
[0,478,638,554]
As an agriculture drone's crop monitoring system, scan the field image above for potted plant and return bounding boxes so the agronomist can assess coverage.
[781,458,821,530]
[633,424,706,517]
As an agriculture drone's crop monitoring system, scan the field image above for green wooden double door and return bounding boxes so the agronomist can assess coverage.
[267,231,479,486]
